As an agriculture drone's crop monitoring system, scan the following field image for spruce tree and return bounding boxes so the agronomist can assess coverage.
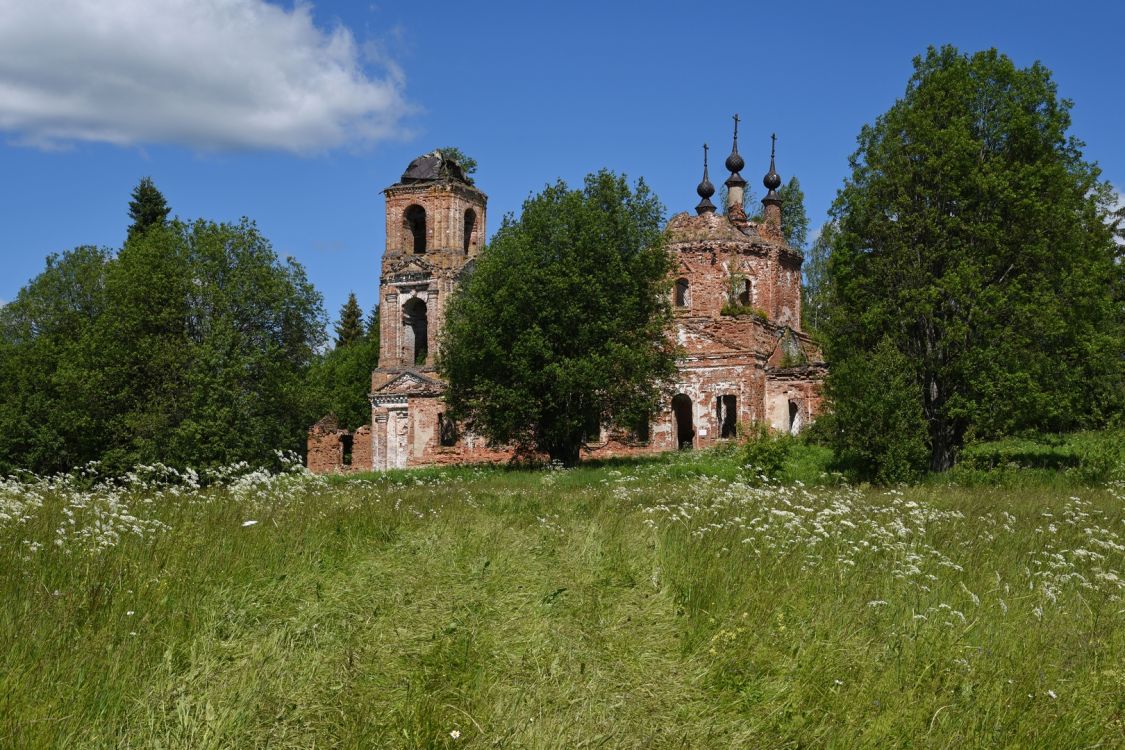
[802,221,834,335]
[778,176,809,250]
[126,177,171,241]
[334,292,365,348]
[365,304,380,345]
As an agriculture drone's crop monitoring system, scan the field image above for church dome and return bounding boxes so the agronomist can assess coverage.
[400,150,470,185]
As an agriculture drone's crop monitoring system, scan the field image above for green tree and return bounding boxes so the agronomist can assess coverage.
[825,338,929,483]
[126,177,171,241]
[439,170,676,465]
[305,299,380,431]
[304,339,379,431]
[334,292,365,347]
[778,176,809,250]
[824,46,1124,474]
[0,247,113,474]
[438,147,478,183]
[0,215,325,474]
[802,221,834,335]
[97,218,326,470]
[365,304,380,343]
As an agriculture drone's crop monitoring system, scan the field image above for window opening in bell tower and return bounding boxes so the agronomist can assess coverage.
[404,205,427,254]
[463,208,476,254]
[403,297,428,365]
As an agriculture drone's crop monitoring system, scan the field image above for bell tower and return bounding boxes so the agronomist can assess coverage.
[374,151,487,386]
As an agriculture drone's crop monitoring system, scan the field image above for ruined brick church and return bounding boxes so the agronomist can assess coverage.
[308,120,825,472]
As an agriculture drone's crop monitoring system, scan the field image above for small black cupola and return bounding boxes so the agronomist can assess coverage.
[762,133,781,199]
[695,143,716,215]
[724,113,747,188]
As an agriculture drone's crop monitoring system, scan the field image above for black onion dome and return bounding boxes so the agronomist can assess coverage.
[400,150,469,185]
[697,145,715,199]
[763,133,781,191]
[695,143,716,215]
[725,113,745,173]
[763,158,781,190]
[724,146,744,174]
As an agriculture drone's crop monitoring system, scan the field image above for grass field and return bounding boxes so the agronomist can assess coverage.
[2,446,1123,748]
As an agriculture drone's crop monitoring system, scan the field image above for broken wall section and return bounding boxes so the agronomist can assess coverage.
[307,416,373,473]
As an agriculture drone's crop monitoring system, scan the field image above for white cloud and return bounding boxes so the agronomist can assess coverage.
[0,0,410,153]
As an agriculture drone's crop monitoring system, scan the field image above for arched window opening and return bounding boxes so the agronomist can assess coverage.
[716,395,737,438]
[738,279,752,307]
[404,205,427,254]
[438,413,458,447]
[788,400,803,435]
[674,278,690,308]
[463,208,477,255]
[671,393,694,450]
[403,297,428,365]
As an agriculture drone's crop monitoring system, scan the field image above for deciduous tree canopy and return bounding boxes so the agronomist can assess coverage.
[438,170,676,465]
[305,301,380,432]
[0,219,326,474]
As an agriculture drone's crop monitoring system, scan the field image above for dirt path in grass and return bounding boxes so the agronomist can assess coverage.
[123,500,748,748]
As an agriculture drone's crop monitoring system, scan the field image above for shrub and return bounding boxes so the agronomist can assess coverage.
[739,422,795,483]
[825,337,929,483]
[1075,430,1125,483]
[719,303,768,319]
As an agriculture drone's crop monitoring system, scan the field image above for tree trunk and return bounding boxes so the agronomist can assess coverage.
[930,428,957,472]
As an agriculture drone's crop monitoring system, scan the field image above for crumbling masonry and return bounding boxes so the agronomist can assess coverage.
[308,126,825,473]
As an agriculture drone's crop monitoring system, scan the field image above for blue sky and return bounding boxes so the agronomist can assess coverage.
[2,0,1123,321]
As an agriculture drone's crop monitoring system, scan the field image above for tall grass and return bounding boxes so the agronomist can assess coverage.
[1,450,1122,747]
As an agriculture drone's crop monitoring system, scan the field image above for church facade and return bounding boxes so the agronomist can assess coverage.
[307,126,825,473]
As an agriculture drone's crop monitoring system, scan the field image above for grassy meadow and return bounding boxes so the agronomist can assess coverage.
[2,442,1123,748]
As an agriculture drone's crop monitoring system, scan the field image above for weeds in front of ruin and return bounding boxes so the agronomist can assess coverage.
[1,441,1123,747]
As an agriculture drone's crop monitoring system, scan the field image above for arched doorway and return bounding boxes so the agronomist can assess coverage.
[403,297,428,365]
[788,399,802,435]
[672,393,694,450]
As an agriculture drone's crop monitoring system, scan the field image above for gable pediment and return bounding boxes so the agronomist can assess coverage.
[373,371,445,397]
[767,327,811,368]
[387,256,434,279]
